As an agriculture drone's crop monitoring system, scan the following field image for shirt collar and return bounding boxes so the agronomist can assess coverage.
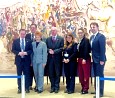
[93,32,98,37]
[52,35,57,39]
[20,38,25,41]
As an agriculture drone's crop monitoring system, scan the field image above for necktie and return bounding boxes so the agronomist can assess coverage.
[31,34,34,41]
[92,35,95,42]
[52,36,56,42]
[21,39,25,51]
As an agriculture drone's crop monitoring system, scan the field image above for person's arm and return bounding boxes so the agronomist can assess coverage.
[12,39,20,55]
[99,34,106,64]
[24,41,33,55]
[68,43,78,60]
[42,42,47,67]
[53,37,64,54]
[83,39,91,60]
[45,37,50,52]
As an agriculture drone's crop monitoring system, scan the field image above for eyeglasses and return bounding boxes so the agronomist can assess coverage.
[66,36,72,39]
[78,32,83,33]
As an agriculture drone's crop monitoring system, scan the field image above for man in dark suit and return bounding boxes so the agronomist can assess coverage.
[90,22,106,97]
[25,24,37,90]
[26,24,37,41]
[46,27,64,93]
[12,29,33,93]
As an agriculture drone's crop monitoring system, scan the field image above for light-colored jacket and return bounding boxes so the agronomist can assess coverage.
[32,41,47,65]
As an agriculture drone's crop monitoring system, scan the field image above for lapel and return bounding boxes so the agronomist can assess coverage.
[79,37,85,47]
[92,33,101,48]
[36,41,42,49]
[49,36,53,47]
[25,39,29,50]
[33,42,36,49]
[90,35,93,42]
[17,38,21,50]
[33,41,42,49]
[92,33,99,43]
[53,35,60,48]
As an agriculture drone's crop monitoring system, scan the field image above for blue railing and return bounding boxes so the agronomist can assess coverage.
[0,75,25,98]
[96,76,115,98]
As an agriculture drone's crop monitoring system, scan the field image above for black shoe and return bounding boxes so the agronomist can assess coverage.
[82,91,88,94]
[37,90,43,93]
[64,90,69,93]
[50,89,55,93]
[100,94,103,97]
[55,89,59,93]
[29,86,33,90]
[26,89,30,93]
[81,89,83,92]
[17,89,21,94]
[68,91,74,94]
[91,92,96,94]
[34,86,36,91]
[34,88,38,92]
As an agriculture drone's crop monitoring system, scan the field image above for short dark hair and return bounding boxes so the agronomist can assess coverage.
[19,29,26,33]
[30,24,37,28]
[90,22,99,27]
[78,27,85,33]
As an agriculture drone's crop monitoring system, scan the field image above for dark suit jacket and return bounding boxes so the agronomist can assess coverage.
[26,33,32,41]
[12,38,33,66]
[46,35,64,63]
[26,33,46,42]
[78,37,91,60]
[90,33,106,63]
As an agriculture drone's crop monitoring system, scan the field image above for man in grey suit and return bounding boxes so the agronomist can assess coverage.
[46,27,64,93]
[90,22,106,97]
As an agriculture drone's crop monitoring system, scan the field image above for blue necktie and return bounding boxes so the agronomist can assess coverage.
[21,39,25,51]
[91,35,95,47]
[92,35,95,42]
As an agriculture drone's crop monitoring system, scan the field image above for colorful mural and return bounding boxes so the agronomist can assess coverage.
[0,0,115,74]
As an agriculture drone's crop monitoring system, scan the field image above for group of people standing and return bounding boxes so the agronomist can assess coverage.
[12,22,106,98]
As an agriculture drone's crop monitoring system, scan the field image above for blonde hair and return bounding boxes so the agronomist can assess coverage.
[64,33,74,49]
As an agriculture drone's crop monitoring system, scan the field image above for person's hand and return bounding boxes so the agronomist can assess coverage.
[18,52,24,56]
[23,52,27,55]
[100,61,104,65]
[51,50,54,54]
[49,49,54,54]
[30,63,32,66]
[66,59,70,63]
[82,59,86,64]
[49,49,52,54]
[43,64,46,68]
[63,58,66,63]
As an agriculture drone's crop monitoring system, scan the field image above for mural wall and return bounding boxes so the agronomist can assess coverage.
[0,0,115,75]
